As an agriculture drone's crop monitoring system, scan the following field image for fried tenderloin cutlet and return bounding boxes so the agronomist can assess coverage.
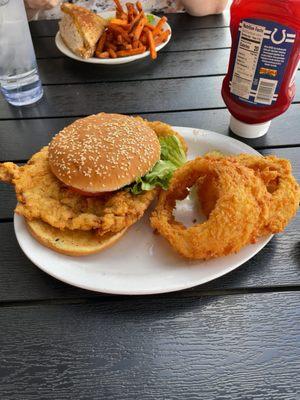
[0,147,157,235]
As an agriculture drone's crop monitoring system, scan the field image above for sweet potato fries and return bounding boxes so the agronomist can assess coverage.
[95,1,170,59]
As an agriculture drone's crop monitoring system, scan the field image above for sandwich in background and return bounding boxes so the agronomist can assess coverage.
[59,3,107,59]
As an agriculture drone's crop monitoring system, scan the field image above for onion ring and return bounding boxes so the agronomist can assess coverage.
[151,158,269,260]
[202,153,300,235]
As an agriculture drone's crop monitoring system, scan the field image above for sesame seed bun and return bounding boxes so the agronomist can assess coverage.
[26,218,128,256]
[48,113,161,193]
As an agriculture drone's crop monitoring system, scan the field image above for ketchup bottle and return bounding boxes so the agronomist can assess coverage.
[222,0,300,138]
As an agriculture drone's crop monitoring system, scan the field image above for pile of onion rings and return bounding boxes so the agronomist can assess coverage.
[202,153,300,236]
[151,155,299,260]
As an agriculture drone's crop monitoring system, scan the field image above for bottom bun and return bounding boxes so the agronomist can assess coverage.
[26,219,127,256]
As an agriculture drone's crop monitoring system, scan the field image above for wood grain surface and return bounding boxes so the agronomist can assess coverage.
[1,74,300,120]
[0,76,226,119]
[0,292,299,400]
[36,49,230,84]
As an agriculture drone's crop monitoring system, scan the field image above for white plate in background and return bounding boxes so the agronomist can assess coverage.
[55,12,172,64]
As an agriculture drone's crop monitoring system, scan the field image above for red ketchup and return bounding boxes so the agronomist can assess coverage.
[222,0,300,138]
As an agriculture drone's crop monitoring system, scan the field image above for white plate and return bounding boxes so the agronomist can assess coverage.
[55,11,172,64]
[14,128,272,295]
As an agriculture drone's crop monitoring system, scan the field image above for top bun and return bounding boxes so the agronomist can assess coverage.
[48,113,161,193]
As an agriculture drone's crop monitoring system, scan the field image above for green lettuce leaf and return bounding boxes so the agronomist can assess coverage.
[146,14,156,25]
[160,135,186,167]
[128,135,186,194]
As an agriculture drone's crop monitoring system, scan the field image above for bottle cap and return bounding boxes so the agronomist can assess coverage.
[230,115,271,139]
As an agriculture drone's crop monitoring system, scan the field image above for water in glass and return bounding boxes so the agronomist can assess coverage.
[0,0,43,106]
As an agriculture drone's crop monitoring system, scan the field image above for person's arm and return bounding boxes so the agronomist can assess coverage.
[24,0,59,20]
[25,0,59,9]
[180,0,229,16]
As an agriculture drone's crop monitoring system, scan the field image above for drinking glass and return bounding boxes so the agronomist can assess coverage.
[0,0,43,106]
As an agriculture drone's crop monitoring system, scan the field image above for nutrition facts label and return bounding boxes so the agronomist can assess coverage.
[230,18,295,106]
[231,21,265,99]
